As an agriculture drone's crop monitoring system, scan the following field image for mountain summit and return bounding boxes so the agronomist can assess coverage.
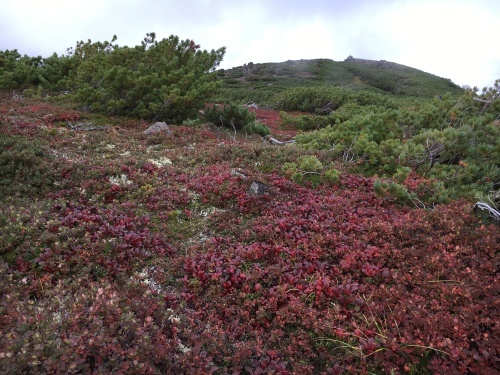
[219,57,462,98]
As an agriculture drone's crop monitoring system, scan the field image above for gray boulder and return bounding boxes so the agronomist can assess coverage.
[249,181,268,196]
[144,122,172,135]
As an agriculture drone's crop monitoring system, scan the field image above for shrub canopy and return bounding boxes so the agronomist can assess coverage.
[0,33,226,123]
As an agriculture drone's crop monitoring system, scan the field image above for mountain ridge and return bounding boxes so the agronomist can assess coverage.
[216,57,463,101]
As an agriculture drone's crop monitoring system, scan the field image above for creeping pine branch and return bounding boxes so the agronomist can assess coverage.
[473,201,500,222]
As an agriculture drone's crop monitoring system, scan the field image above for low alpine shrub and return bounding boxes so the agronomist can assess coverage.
[203,103,256,130]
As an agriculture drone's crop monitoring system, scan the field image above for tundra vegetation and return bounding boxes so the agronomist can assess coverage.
[0,33,498,374]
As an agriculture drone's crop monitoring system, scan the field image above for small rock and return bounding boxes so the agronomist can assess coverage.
[144,122,172,135]
[249,181,268,196]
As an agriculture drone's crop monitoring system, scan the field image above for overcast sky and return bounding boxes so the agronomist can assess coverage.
[1,0,499,89]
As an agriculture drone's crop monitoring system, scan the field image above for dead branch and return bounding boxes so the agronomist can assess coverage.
[67,122,108,131]
[264,135,295,145]
[473,201,500,222]
[473,98,491,104]
[243,102,258,109]
[313,102,333,115]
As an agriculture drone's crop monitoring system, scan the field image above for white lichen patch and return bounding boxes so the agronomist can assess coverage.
[178,342,191,354]
[137,269,162,293]
[199,206,226,217]
[134,266,169,295]
[109,174,133,186]
[146,144,166,154]
[148,157,172,168]
[165,308,181,324]
[52,311,62,324]
[105,144,116,150]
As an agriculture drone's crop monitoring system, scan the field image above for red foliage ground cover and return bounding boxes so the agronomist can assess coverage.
[0,98,498,374]
[248,107,300,140]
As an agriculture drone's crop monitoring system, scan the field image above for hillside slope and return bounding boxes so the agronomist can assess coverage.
[0,94,498,374]
[215,57,463,104]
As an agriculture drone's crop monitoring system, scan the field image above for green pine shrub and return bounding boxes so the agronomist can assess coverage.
[0,50,77,92]
[71,33,225,123]
[274,86,397,113]
[283,155,340,187]
[294,82,499,204]
[243,122,270,136]
[1,33,226,124]
[203,103,256,130]
[373,179,412,205]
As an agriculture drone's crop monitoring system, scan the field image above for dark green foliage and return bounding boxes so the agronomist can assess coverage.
[274,86,397,113]
[203,103,256,130]
[0,50,44,90]
[373,179,412,205]
[37,53,77,91]
[71,33,225,123]
[295,82,500,204]
[1,33,225,124]
[283,155,340,187]
[343,56,462,96]
[0,50,77,92]
[243,121,270,136]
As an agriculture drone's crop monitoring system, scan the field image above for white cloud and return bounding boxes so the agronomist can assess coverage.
[356,0,500,86]
[0,0,498,87]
